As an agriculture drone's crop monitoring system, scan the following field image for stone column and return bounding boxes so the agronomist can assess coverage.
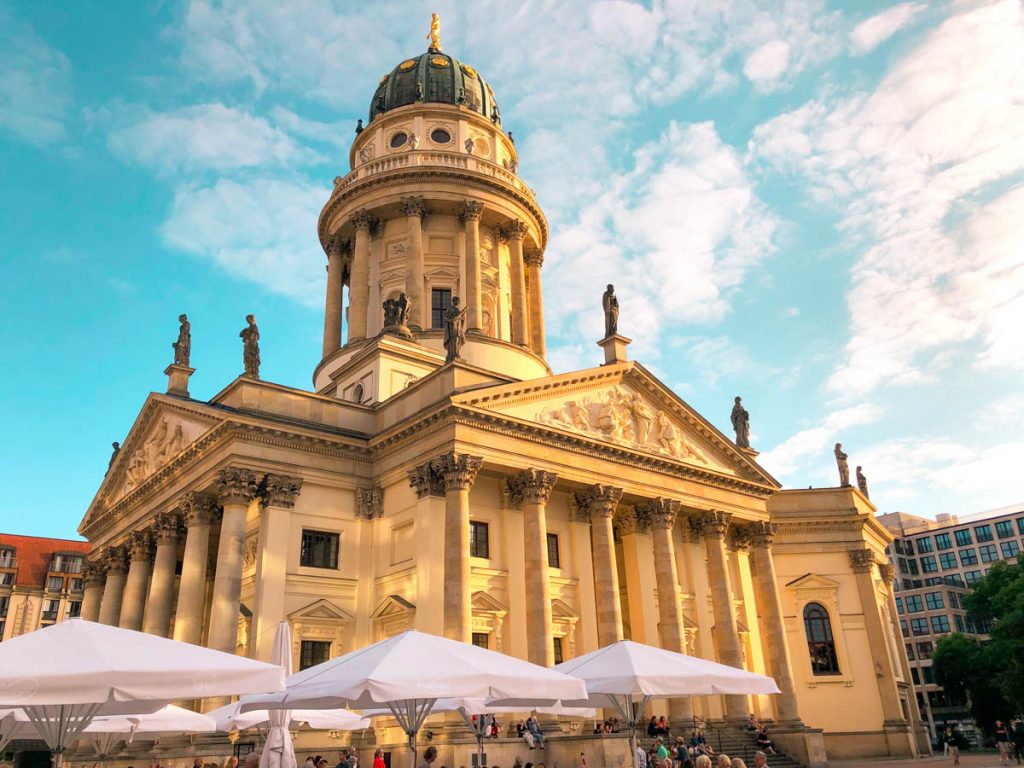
[348,209,376,342]
[207,468,261,653]
[504,220,529,346]
[79,560,105,622]
[143,512,181,637]
[461,201,484,333]
[97,546,128,626]
[408,463,446,636]
[617,506,660,644]
[694,510,746,720]
[575,485,624,646]
[523,247,546,357]
[569,501,599,655]
[322,234,347,356]
[880,562,928,751]
[173,492,217,645]
[746,522,802,723]
[401,197,427,330]
[253,474,303,660]
[119,530,153,630]
[431,451,483,642]
[510,469,558,666]
[643,499,693,722]
[850,549,905,723]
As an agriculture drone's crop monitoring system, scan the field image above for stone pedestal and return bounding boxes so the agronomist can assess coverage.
[597,334,631,365]
[164,364,195,397]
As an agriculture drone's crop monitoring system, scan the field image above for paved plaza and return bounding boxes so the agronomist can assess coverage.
[833,752,1010,767]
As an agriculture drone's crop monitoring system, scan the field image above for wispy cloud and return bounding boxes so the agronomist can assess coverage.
[849,3,927,56]
[759,402,883,479]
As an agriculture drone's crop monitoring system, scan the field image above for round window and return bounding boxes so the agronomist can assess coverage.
[430,128,451,145]
[390,132,408,149]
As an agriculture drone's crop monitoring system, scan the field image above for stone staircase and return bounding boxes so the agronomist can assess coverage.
[694,725,806,768]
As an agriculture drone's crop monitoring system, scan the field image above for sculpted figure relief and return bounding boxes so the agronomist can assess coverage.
[443,296,468,362]
[172,314,191,367]
[731,396,750,448]
[835,442,850,487]
[122,419,193,495]
[241,314,260,379]
[382,292,413,338]
[602,284,619,338]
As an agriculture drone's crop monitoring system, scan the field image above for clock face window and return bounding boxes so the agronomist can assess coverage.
[430,128,451,145]
[390,132,408,149]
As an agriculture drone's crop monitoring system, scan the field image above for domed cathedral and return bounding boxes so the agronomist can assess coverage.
[76,17,927,768]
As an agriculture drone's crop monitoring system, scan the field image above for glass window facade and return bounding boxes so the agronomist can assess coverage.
[939,552,958,570]
[916,537,933,553]
[469,521,490,559]
[911,618,929,636]
[930,615,951,634]
[959,548,978,565]
[803,603,841,675]
[935,533,953,550]
[920,556,938,573]
[954,529,972,547]
[995,521,1015,539]
[300,530,339,569]
[905,595,924,612]
[1000,540,1020,558]
[925,592,944,610]
[979,544,999,562]
[975,525,994,542]
[965,570,982,584]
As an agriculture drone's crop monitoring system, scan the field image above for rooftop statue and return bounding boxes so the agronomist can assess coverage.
[834,442,850,487]
[443,297,467,362]
[172,313,191,367]
[241,314,260,379]
[856,465,869,498]
[427,12,442,52]
[602,284,619,338]
[731,396,750,449]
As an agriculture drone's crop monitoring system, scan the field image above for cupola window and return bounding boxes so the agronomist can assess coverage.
[390,132,409,149]
[430,128,451,145]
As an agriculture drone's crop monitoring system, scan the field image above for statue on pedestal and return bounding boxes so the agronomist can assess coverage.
[443,297,467,362]
[602,284,619,338]
[241,314,260,379]
[856,466,869,498]
[731,396,750,449]
[172,314,191,367]
[382,293,413,339]
[834,442,850,487]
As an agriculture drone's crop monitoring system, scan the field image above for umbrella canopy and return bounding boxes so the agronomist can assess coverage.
[83,704,217,734]
[0,619,285,765]
[208,701,370,732]
[0,709,33,753]
[260,623,297,768]
[240,630,588,768]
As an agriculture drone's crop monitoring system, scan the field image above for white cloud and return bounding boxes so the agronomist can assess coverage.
[108,104,317,175]
[543,121,778,360]
[160,178,330,306]
[0,7,73,145]
[744,40,791,89]
[759,402,883,478]
[751,0,1024,398]
[849,3,927,56]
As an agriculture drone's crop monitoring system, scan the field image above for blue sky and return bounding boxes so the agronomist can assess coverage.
[2,0,1022,539]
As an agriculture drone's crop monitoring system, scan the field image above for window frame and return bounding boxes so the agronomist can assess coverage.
[930,615,950,634]
[974,524,993,542]
[469,520,490,559]
[546,532,560,569]
[431,288,453,330]
[995,521,1014,539]
[300,529,340,570]
[979,543,998,563]
[924,591,944,611]
[959,548,978,566]
[1000,540,1020,559]
[935,533,953,550]
[920,555,938,573]
[299,639,332,671]
[471,632,490,650]
[954,529,972,547]
[803,602,841,676]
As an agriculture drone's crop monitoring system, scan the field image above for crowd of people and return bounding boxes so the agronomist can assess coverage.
[994,719,1024,767]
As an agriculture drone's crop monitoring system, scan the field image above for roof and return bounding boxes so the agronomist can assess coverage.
[0,533,91,588]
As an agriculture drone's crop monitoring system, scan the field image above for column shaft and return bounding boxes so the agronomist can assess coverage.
[143,513,180,636]
[461,201,484,332]
[409,464,446,636]
[577,485,624,646]
[646,500,692,721]
[119,532,153,630]
[851,551,905,722]
[524,249,546,356]
[505,222,529,345]
[173,494,215,645]
[207,470,258,654]
[748,525,801,722]
[252,474,302,660]
[698,512,746,720]
[402,198,427,330]
[97,548,128,626]
[348,210,374,341]
[513,470,557,666]
[322,236,345,356]
[432,452,482,643]
[80,562,104,622]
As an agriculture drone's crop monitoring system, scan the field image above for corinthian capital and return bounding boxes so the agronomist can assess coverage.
[350,208,379,231]
[407,461,444,499]
[324,234,350,257]
[573,484,623,520]
[356,487,384,519]
[523,247,544,268]
[430,451,483,491]
[745,521,777,549]
[154,512,181,544]
[400,196,427,219]
[181,491,218,527]
[878,562,896,584]
[507,468,558,507]
[216,468,261,505]
[82,559,106,586]
[638,498,680,530]
[104,545,128,574]
[127,530,153,561]
[728,526,752,552]
[262,474,303,509]
[501,219,528,241]
[691,510,732,540]
[849,549,876,573]
[459,200,484,222]
[614,505,649,537]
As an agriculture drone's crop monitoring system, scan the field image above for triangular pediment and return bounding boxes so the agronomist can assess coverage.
[453,362,777,486]
[786,573,841,591]
[471,591,507,614]
[371,594,416,619]
[289,598,353,622]
[551,598,578,620]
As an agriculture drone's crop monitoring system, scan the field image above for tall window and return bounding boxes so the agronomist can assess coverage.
[472,632,490,649]
[979,544,998,563]
[1000,540,1020,558]
[300,530,339,569]
[915,537,933,553]
[41,599,59,622]
[546,533,560,568]
[0,596,9,617]
[299,640,331,670]
[66,600,81,618]
[0,548,15,568]
[553,637,564,664]
[1017,518,1024,536]
[803,603,840,675]
[935,533,952,550]
[974,525,993,542]
[470,521,490,559]
[995,521,1014,539]
[46,576,64,591]
[431,288,452,329]
[954,529,972,546]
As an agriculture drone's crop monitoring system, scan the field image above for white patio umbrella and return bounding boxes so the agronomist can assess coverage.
[260,623,296,768]
[79,705,215,766]
[0,709,32,753]
[546,640,781,768]
[208,701,370,732]
[0,619,286,767]
[239,630,588,768]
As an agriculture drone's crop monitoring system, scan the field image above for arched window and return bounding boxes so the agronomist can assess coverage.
[803,602,840,675]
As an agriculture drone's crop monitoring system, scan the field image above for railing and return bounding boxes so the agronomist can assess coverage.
[332,150,538,201]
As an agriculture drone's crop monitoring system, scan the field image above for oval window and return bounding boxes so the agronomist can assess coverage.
[430,128,451,145]
[390,132,408,149]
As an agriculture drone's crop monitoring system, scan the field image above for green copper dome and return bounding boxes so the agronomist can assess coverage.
[369,49,502,125]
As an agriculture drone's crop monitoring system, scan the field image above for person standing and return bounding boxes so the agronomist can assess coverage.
[1012,719,1024,765]
[635,744,647,768]
[418,747,437,768]
[372,750,385,768]
[940,726,959,766]
[997,720,1012,767]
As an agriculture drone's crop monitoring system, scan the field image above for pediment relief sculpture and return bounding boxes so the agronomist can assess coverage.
[119,416,203,498]
[536,388,710,465]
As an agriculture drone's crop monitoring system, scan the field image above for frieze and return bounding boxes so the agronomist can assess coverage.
[120,417,195,498]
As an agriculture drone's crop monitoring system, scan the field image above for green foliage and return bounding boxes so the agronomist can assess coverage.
[934,556,1024,730]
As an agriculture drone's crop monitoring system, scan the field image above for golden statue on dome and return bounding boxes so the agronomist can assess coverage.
[427,12,442,52]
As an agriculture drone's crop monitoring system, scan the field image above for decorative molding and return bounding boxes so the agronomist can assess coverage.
[153,511,181,544]
[350,208,379,231]
[691,510,731,540]
[262,473,303,509]
[728,525,752,552]
[614,505,649,537]
[242,533,259,573]
[217,467,261,506]
[523,247,543,268]
[103,545,128,574]
[744,521,777,549]
[324,234,350,257]
[501,219,528,241]
[356,487,384,519]
[399,196,427,219]
[82,560,106,586]
[407,461,445,499]
[878,562,896,584]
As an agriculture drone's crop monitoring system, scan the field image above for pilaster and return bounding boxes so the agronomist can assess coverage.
[460,201,484,333]
[401,197,427,330]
